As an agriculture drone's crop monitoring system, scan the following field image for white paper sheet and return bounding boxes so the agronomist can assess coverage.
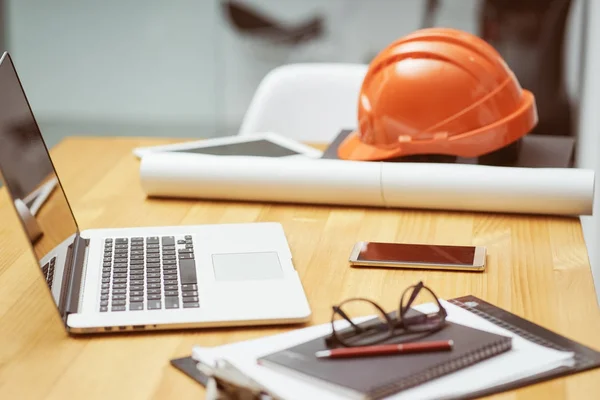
[192,301,574,400]
[140,153,594,216]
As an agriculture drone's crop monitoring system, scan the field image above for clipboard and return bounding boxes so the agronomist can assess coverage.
[170,356,210,386]
[172,296,600,398]
[446,296,600,399]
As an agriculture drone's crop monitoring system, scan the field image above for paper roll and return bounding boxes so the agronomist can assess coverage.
[140,153,383,207]
[139,152,595,216]
[380,163,594,215]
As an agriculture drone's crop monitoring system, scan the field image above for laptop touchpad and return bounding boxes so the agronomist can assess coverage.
[212,252,284,281]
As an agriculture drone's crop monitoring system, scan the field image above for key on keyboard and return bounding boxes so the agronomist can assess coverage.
[42,256,57,288]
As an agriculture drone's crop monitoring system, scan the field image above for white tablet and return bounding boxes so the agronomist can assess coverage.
[132,132,323,159]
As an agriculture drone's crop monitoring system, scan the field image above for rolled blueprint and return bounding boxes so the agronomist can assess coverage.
[139,152,595,216]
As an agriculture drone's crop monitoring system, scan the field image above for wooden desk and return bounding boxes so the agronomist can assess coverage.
[1,137,599,400]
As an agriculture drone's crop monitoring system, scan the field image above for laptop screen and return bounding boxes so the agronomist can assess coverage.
[0,52,79,309]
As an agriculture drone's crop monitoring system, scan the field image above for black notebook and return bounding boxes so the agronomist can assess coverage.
[257,320,512,400]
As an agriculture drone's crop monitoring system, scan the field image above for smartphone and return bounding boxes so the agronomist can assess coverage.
[348,241,486,271]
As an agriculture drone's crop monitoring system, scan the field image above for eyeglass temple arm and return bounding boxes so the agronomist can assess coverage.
[403,282,424,312]
[332,306,364,332]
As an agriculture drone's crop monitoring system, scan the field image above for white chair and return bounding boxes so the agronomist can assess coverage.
[238,63,368,143]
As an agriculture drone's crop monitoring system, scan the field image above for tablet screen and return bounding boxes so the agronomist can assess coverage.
[172,140,299,157]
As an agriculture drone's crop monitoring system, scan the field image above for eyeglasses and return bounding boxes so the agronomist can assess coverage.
[325,281,447,348]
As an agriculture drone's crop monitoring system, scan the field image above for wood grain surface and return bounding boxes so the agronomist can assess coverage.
[0,136,599,400]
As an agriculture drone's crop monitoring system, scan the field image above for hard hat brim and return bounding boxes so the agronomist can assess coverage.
[338,89,537,161]
[337,132,406,161]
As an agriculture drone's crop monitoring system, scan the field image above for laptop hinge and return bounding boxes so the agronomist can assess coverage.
[57,234,89,321]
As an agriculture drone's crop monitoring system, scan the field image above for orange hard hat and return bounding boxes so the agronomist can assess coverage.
[338,27,538,161]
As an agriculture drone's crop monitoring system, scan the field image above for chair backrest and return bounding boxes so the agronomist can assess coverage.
[238,63,368,143]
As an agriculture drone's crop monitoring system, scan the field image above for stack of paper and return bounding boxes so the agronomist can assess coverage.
[192,300,574,400]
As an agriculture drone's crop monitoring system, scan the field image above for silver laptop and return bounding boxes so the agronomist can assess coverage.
[0,51,311,333]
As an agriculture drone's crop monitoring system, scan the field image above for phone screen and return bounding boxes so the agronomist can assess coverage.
[356,242,476,265]
[172,140,299,157]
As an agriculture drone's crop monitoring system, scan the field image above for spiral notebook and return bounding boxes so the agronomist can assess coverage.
[257,320,512,400]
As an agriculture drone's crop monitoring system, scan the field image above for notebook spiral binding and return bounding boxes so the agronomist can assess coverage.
[448,299,596,370]
[368,337,512,400]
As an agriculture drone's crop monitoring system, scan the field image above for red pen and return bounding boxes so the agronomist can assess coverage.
[315,340,454,359]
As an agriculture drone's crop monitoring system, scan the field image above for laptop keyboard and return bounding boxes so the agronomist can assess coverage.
[42,256,57,288]
[100,235,199,312]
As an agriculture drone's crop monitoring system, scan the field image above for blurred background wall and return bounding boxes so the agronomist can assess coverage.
[4,0,583,145]
[2,0,599,302]
[575,0,600,302]
[4,0,222,143]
